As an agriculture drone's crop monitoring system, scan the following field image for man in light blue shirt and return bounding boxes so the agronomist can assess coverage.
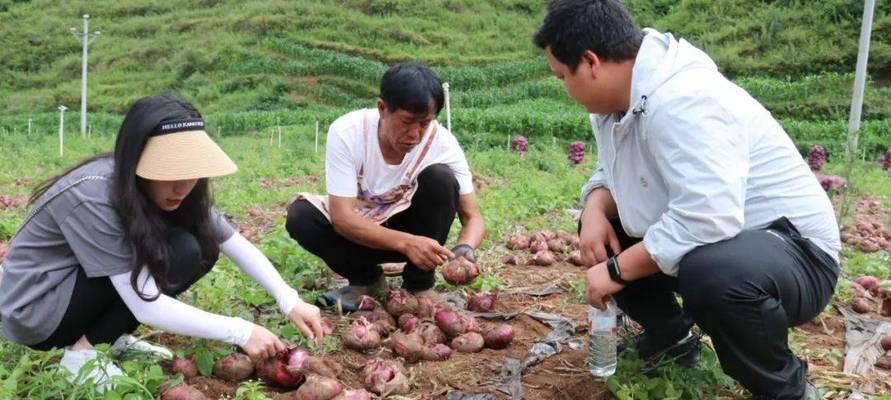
[533,1,840,399]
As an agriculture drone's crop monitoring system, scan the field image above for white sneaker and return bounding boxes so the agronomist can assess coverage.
[59,348,125,393]
[111,334,173,360]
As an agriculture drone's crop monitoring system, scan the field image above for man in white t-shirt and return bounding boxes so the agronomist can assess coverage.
[286,63,485,309]
[533,1,839,399]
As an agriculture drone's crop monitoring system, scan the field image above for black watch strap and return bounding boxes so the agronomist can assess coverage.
[451,244,475,261]
[606,256,630,285]
[452,244,474,253]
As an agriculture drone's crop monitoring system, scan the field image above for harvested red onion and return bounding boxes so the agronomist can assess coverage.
[363,358,409,396]
[484,324,514,349]
[342,318,382,351]
[467,290,498,313]
[568,141,585,165]
[399,313,419,333]
[441,257,480,285]
[386,289,419,318]
[511,136,528,155]
[808,144,826,172]
[170,356,198,378]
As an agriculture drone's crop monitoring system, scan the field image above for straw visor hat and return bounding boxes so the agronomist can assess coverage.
[135,118,237,181]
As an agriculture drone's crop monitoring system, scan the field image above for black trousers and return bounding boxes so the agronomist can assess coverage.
[31,228,215,350]
[286,164,459,291]
[591,217,838,400]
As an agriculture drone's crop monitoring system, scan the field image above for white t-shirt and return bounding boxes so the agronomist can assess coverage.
[325,108,474,198]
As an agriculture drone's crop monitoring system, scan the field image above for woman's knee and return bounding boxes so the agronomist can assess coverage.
[166,228,202,270]
[162,228,211,295]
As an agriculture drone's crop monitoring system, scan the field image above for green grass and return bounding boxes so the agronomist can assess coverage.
[627,0,891,78]
[1,0,888,169]
[1,125,889,398]
[2,105,888,163]
[606,347,737,400]
[0,0,889,117]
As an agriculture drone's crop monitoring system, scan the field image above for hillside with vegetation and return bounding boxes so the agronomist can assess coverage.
[0,0,889,158]
[0,0,888,109]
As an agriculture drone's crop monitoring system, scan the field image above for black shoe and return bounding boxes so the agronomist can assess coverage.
[620,330,701,370]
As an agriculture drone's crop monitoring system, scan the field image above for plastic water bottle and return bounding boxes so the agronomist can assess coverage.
[587,300,617,377]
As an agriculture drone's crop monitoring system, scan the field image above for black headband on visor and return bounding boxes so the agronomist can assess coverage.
[151,118,205,137]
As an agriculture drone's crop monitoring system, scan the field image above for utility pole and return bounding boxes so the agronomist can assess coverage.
[315,119,320,153]
[442,82,452,132]
[69,14,101,139]
[58,105,68,157]
[841,0,875,219]
[848,0,875,137]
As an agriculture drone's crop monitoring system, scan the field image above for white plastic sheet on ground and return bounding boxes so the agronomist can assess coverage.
[839,306,891,395]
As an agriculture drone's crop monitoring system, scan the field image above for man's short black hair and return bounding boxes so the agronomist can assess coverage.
[380,63,444,115]
[533,0,644,72]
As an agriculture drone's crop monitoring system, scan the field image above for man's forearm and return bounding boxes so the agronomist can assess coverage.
[615,242,660,281]
[456,214,484,249]
[583,187,618,219]
[455,194,485,250]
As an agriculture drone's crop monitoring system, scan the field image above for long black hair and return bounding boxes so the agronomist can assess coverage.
[30,95,220,301]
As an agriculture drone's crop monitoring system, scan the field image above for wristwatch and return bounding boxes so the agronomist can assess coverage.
[606,256,630,285]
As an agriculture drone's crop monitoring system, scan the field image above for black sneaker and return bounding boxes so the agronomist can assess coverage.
[620,330,701,370]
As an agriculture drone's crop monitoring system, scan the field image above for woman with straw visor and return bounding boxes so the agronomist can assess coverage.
[0,95,324,391]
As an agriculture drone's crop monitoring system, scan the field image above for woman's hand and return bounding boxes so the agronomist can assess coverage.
[242,325,287,360]
[288,300,325,345]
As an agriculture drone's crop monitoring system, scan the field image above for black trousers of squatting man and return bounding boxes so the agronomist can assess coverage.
[286,163,460,292]
[32,228,217,350]
[586,216,838,400]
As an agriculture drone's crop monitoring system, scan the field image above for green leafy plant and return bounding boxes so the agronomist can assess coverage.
[606,345,736,400]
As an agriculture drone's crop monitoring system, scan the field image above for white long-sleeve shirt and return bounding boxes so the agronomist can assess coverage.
[109,232,301,346]
[581,29,840,276]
